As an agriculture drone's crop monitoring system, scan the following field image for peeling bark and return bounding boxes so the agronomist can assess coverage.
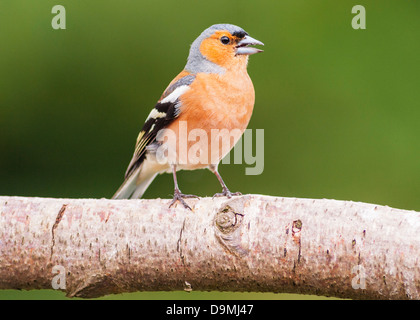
[0,195,419,299]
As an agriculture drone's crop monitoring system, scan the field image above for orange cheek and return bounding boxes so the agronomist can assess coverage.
[199,38,233,68]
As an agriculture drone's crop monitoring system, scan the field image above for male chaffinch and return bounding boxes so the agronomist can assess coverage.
[112,24,263,209]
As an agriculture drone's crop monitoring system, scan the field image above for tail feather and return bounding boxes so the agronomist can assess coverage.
[112,165,157,199]
[130,173,157,199]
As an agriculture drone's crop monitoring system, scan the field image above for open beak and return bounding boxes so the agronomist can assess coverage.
[235,35,264,55]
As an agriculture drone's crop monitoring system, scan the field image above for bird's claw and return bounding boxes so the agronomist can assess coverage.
[212,189,242,199]
[169,190,200,210]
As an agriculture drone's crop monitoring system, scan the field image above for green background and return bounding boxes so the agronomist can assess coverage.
[0,0,419,299]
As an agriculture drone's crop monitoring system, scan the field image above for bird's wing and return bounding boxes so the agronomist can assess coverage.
[124,74,196,179]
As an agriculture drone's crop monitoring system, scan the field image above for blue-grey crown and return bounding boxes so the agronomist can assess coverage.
[185,24,248,75]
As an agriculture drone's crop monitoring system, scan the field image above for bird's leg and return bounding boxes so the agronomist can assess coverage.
[169,165,199,210]
[210,165,242,198]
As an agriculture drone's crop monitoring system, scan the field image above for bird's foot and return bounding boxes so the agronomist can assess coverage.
[213,188,242,199]
[169,189,200,210]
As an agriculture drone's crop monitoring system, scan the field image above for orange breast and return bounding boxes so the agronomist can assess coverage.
[165,69,255,168]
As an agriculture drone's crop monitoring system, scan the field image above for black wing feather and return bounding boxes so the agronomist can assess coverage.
[124,101,179,178]
[123,74,196,179]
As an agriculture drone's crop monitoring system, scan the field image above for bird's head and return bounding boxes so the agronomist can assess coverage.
[185,24,264,74]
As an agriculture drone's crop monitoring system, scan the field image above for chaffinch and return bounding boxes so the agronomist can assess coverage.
[112,24,264,209]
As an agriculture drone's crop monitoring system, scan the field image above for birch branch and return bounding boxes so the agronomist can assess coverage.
[0,195,419,299]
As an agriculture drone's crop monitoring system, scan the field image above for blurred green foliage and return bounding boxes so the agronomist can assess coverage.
[0,0,419,299]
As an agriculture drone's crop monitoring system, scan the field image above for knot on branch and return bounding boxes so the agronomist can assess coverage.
[214,198,249,257]
[215,205,243,234]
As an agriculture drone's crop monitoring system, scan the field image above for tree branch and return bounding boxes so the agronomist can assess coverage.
[0,195,419,299]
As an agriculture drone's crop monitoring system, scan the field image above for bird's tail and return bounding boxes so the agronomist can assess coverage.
[112,164,157,199]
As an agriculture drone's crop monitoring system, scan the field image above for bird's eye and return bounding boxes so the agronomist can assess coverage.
[220,36,230,45]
